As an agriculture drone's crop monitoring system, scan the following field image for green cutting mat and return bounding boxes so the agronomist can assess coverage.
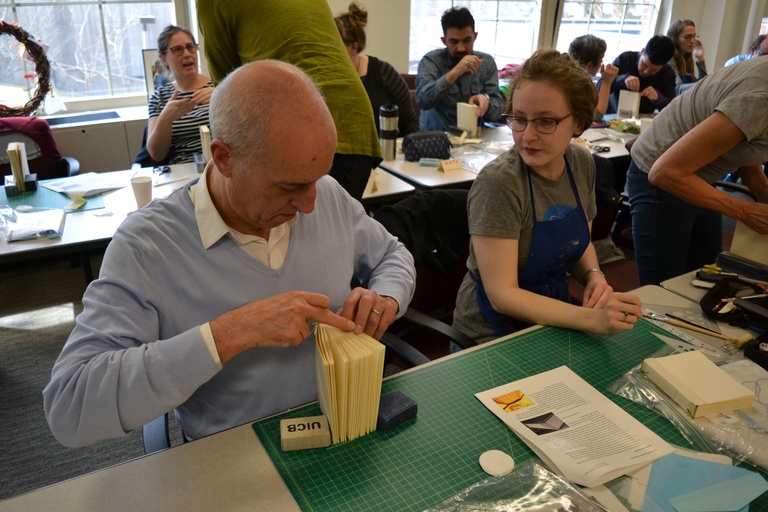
[1,184,104,212]
[253,322,767,511]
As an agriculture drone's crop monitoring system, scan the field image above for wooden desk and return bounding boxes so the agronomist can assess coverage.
[0,164,200,265]
[6,285,764,511]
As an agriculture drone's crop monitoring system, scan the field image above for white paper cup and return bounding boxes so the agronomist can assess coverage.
[130,176,153,208]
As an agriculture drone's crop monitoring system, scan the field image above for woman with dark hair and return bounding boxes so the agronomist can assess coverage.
[335,2,419,136]
[453,50,642,343]
[147,25,213,165]
[667,19,707,95]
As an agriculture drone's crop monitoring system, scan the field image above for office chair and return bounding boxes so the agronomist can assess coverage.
[133,124,169,167]
[400,73,420,118]
[0,116,79,180]
[376,189,477,368]
[143,413,172,454]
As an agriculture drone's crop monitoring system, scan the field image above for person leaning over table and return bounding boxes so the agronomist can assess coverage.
[667,19,707,96]
[600,35,676,115]
[415,6,505,132]
[452,50,643,344]
[43,61,416,447]
[335,2,419,137]
[146,25,213,165]
[627,55,768,286]
[568,34,619,122]
[196,0,381,202]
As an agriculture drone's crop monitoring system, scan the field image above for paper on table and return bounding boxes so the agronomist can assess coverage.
[644,452,766,512]
[730,220,768,266]
[475,365,674,487]
[456,102,479,137]
[668,473,767,512]
[43,172,128,196]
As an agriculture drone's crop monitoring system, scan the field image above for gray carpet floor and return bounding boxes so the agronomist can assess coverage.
[0,254,182,502]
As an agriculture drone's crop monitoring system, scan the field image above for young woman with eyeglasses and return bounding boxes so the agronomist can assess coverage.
[147,25,213,165]
[667,19,707,95]
[452,50,643,343]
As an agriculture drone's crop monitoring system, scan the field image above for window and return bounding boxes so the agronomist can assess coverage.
[556,1,661,59]
[0,0,174,109]
[409,0,543,72]
[408,0,661,72]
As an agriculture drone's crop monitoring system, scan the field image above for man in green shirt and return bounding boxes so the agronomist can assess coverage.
[197,0,382,201]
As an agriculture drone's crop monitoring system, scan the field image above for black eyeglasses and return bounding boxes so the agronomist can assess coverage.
[503,114,572,134]
[166,43,198,56]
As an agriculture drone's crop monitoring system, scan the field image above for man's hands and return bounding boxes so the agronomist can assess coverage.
[624,76,659,102]
[639,86,659,102]
[468,93,489,117]
[337,287,399,340]
[210,289,399,364]
[210,291,356,364]
[447,54,484,85]
[600,63,619,84]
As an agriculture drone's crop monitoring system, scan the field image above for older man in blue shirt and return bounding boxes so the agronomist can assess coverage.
[415,7,505,132]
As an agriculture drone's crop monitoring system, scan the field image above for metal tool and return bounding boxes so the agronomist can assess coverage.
[649,332,724,361]
[700,264,768,288]
[644,303,721,334]
[643,311,753,352]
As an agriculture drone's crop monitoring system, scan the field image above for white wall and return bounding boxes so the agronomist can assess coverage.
[326,0,412,72]
[664,0,768,68]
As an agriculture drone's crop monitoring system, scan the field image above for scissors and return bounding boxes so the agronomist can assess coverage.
[153,166,171,175]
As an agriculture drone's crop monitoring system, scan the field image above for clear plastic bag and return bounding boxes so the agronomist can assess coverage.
[0,205,65,242]
[608,346,768,472]
[423,459,609,512]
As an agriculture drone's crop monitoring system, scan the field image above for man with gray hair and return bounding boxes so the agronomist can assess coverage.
[725,34,768,66]
[43,60,416,447]
[568,34,619,121]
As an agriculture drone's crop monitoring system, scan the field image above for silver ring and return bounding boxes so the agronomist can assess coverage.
[466,61,471,68]
[371,309,382,316]
[623,312,629,322]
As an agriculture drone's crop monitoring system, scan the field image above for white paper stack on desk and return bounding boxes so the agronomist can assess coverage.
[6,142,30,191]
[315,323,385,444]
[641,351,754,418]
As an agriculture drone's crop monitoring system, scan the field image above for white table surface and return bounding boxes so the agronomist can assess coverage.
[0,163,200,263]
[0,284,730,512]
[2,164,415,263]
[379,126,630,189]
[362,168,415,200]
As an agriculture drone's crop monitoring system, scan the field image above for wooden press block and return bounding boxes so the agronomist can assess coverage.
[280,415,331,451]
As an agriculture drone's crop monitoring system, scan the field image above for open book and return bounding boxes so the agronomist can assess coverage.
[476,366,673,487]
[315,323,385,444]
